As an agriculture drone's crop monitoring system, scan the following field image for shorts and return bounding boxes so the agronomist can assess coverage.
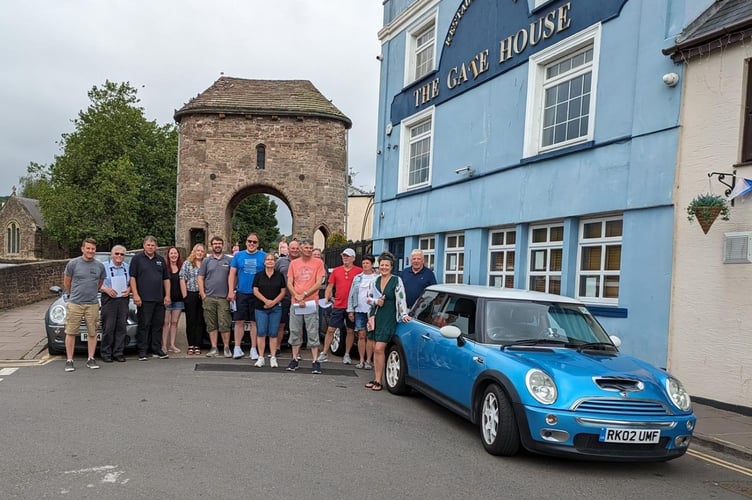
[233,292,256,322]
[203,296,232,332]
[328,308,354,330]
[65,302,99,336]
[166,301,184,311]
[352,312,368,331]
[288,311,320,347]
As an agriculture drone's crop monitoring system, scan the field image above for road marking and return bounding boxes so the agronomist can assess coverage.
[0,367,19,376]
[688,449,752,477]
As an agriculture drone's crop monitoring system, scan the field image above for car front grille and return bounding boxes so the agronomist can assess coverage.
[573,398,669,416]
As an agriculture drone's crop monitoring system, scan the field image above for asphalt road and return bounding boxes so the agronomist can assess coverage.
[1,357,750,499]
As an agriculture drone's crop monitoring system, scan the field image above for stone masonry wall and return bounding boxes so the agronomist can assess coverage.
[0,260,67,310]
[176,114,348,250]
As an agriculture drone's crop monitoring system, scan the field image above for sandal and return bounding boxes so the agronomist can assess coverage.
[365,380,376,389]
[194,347,201,356]
[187,347,194,355]
[371,382,383,391]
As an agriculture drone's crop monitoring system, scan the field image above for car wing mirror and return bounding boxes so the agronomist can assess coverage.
[609,335,622,347]
[49,285,63,296]
[439,325,461,339]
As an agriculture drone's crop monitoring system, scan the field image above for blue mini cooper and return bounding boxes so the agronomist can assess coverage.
[384,285,695,461]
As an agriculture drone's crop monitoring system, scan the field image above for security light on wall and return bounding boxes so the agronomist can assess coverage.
[455,166,474,177]
[662,72,679,87]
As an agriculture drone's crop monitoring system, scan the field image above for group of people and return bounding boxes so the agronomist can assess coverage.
[62,234,438,389]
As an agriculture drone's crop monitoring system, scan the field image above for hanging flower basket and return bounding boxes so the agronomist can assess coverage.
[686,193,730,234]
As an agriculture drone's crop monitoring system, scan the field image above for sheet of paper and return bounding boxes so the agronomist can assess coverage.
[318,298,332,309]
[294,300,317,315]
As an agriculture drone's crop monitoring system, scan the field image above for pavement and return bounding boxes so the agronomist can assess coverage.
[1,298,750,462]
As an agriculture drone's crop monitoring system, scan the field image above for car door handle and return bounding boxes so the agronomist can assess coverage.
[421,334,431,340]
[472,356,484,364]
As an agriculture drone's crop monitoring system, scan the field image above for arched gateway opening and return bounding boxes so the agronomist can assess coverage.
[174,77,352,253]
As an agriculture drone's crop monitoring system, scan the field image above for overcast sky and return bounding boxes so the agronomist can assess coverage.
[0,0,384,234]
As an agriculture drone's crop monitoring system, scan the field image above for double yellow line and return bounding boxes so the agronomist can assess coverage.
[688,448,752,477]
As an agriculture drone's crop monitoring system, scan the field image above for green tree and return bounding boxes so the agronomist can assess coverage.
[326,231,348,248]
[18,162,51,200]
[27,81,178,252]
[231,194,281,252]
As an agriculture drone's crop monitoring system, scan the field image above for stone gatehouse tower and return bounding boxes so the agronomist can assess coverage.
[174,77,352,251]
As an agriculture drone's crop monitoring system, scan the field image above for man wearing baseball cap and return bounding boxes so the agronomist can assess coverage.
[319,248,362,364]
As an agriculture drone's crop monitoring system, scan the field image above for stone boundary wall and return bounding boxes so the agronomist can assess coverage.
[0,260,67,310]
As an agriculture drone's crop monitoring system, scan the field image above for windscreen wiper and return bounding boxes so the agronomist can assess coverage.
[503,338,568,349]
[574,342,617,352]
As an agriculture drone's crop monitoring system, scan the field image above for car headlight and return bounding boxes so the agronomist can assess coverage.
[665,377,691,411]
[526,369,557,405]
[49,304,67,325]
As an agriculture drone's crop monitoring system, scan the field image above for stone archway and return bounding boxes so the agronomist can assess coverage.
[173,77,352,253]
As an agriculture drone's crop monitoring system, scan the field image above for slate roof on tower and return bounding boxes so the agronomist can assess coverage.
[174,77,351,128]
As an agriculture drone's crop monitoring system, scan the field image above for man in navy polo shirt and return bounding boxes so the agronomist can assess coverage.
[129,235,170,360]
[401,249,437,308]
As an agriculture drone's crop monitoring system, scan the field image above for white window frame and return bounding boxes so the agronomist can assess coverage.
[399,106,434,192]
[527,223,564,294]
[523,23,601,158]
[576,216,622,304]
[488,228,516,288]
[418,235,436,271]
[404,14,438,86]
[443,232,465,284]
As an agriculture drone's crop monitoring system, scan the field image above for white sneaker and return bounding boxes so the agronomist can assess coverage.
[233,346,244,359]
[250,347,259,360]
[223,347,232,358]
[343,353,352,365]
[317,352,329,363]
[254,357,265,368]
[270,357,278,368]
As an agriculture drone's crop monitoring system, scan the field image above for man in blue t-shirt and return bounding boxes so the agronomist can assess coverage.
[228,232,266,359]
[401,249,437,308]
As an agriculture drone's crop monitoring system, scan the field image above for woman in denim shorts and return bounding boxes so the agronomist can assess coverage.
[347,255,377,369]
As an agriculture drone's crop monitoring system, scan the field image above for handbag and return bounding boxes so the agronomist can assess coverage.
[367,304,379,331]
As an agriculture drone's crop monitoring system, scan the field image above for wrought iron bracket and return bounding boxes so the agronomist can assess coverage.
[708,170,736,206]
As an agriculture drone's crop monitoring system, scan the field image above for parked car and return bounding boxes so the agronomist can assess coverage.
[384,284,695,462]
[46,252,138,355]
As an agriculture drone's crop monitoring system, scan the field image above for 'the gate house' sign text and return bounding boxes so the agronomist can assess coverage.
[390,0,628,125]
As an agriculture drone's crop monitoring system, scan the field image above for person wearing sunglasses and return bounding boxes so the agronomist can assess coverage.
[228,232,266,360]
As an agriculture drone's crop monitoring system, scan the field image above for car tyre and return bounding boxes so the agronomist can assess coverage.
[385,343,411,395]
[47,342,65,356]
[480,383,520,456]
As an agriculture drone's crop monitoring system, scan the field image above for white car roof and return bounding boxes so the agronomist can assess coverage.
[423,284,583,305]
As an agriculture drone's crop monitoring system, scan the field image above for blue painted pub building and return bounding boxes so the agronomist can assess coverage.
[373,0,713,367]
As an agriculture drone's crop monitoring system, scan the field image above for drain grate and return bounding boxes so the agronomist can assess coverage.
[194,363,358,377]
